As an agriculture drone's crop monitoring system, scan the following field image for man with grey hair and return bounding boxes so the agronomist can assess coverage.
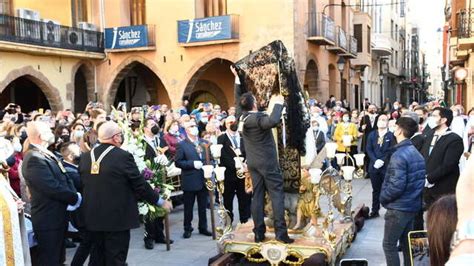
[79,121,171,265]
[23,121,81,265]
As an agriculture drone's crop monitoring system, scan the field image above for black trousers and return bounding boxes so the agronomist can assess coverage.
[369,171,384,213]
[144,217,165,241]
[249,165,288,239]
[88,230,130,266]
[183,188,208,232]
[33,227,66,266]
[223,177,251,223]
[71,230,93,266]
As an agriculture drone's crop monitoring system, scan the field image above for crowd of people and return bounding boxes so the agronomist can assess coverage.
[0,85,473,265]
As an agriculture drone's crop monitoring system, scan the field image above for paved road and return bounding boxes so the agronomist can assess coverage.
[66,178,388,265]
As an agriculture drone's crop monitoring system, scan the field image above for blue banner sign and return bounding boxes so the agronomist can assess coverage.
[105,25,148,49]
[178,16,233,44]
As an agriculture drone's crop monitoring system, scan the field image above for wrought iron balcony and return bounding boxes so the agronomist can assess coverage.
[307,12,336,45]
[0,14,104,53]
[456,8,474,51]
[327,26,347,54]
[342,35,358,59]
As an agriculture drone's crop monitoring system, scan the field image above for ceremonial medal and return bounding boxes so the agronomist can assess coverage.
[90,146,115,175]
[91,162,100,174]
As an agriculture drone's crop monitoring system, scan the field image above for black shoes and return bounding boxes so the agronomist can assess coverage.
[144,238,154,250]
[254,233,266,243]
[65,238,77,249]
[183,231,192,238]
[276,236,295,244]
[368,211,380,219]
[199,229,213,236]
[156,238,174,244]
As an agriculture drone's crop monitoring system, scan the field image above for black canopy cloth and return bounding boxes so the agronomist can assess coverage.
[234,40,310,193]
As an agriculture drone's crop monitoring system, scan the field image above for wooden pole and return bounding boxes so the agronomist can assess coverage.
[209,190,217,240]
[164,213,171,251]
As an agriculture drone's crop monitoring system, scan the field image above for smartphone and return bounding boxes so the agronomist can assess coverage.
[408,230,429,266]
[340,259,368,266]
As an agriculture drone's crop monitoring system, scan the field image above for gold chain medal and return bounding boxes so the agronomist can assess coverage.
[90,146,115,175]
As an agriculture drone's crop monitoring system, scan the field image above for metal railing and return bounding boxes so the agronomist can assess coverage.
[350,35,357,55]
[457,8,474,38]
[308,12,336,42]
[337,26,348,51]
[0,14,104,53]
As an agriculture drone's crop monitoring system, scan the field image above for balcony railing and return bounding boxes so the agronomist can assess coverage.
[0,14,104,53]
[308,12,336,45]
[457,9,474,38]
[338,27,348,51]
[350,36,357,56]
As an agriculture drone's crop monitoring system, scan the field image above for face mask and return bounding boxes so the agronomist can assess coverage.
[20,131,27,142]
[201,117,208,124]
[170,125,179,134]
[151,125,160,135]
[393,104,399,110]
[60,135,70,143]
[388,126,395,133]
[418,117,424,125]
[41,132,55,147]
[189,127,199,136]
[427,117,439,129]
[312,126,319,132]
[73,155,81,165]
[230,123,239,132]
[13,142,22,153]
[335,106,341,112]
[377,120,388,129]
[343,116,349,123]
[313,112,320,118]
[74,130,84,139]
[453,111,459,117]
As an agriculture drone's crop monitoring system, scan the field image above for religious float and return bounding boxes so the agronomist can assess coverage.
[206,41,368,266]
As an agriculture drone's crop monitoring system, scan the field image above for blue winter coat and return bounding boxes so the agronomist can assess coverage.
[380,139,425,212]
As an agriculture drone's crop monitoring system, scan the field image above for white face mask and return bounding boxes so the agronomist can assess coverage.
[393,104,399,110]
[377,120,387,129]
[40,131,55,147]
[188,127,199,136]
[388,126,395,133]
[427,117,439,129]
[312,126,319,131]
[343,116,350,123]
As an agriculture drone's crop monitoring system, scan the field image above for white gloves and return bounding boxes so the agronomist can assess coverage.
[374,159,384,169]
[193,161,203,170]
[67,192,82,211]
[154,154,169,166]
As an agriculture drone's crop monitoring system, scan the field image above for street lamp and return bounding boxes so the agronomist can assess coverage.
[337,57,345,100]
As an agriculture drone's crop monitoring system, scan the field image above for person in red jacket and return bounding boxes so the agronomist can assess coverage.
[7,138,23,196]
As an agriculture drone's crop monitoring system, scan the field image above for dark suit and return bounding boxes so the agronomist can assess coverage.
[217,132,251,223]
[365,130,396,213]
[79,143,160,265]
[241,104,289,239]
[142,138,167,243]
[22,145,79,266]
[421,130,464,208]
[359,114,378,173]
[175,138,210,233]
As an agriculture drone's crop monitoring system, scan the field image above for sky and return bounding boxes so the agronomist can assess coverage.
[409,0,445,90]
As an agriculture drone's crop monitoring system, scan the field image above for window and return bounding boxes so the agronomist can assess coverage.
[395,51,398,68]
[354,24,363,52]
[197,0,227,18]
[395,25,398,41]
[391,48,394,66]
[0,0,11,15]
[367,26,371,53]
[130,0,146,25]
[72,0,87,26]
[391,20,394,39]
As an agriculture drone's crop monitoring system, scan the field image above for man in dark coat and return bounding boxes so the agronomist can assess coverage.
[239,92,293,244]
[218,115,251,224]
[421,107,464,208]
[365,114,396,218]
[22,121,81,266]
[141,118,171,249]
[174,120,213,239]
[79,121,172,265]
[359,104,379,174]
